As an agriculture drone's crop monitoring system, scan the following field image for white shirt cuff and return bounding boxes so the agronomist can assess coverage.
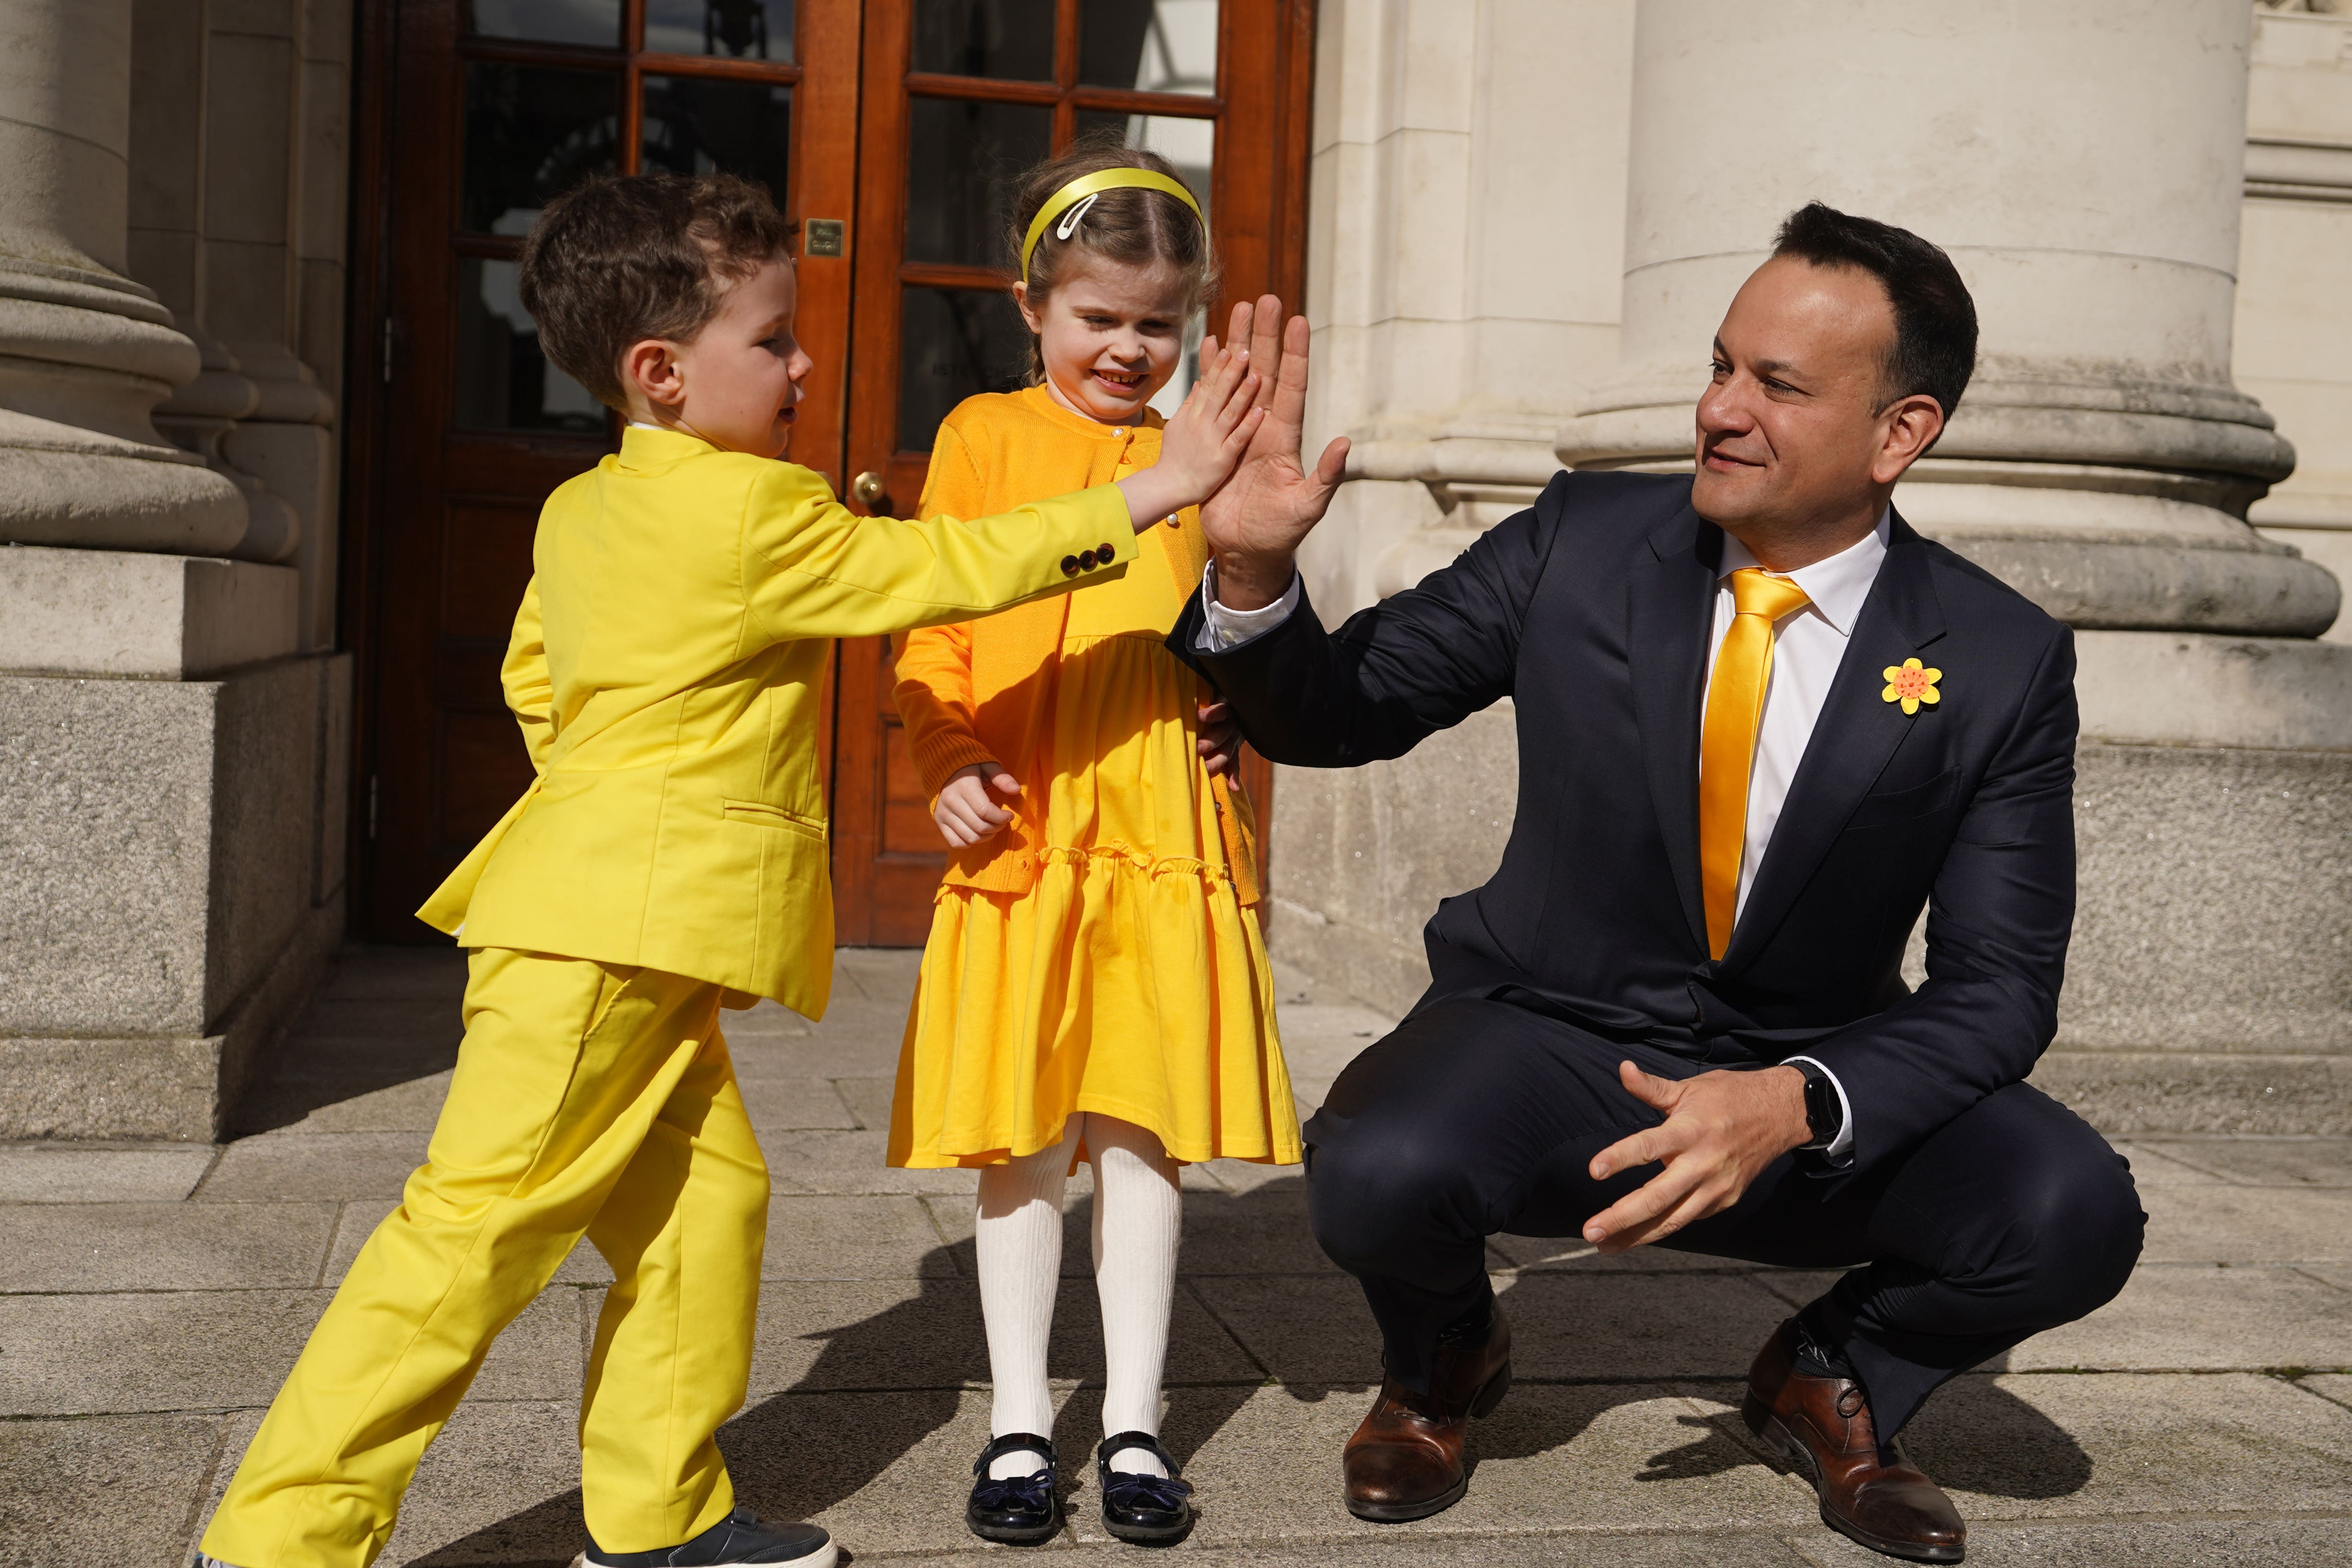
[1196,560,1302,651]
[1784,1055,1855,1161]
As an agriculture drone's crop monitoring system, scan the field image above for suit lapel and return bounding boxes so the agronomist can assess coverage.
[1720,511,1948,971]
[1626,506,1719,955]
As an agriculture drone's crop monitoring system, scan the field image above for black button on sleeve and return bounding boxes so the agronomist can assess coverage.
[1061,555,1081,577]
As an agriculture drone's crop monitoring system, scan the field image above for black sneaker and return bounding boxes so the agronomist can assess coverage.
[967,1431,1061,1544]
[1096,1432,1196,1545]
[575,1506,836,1567]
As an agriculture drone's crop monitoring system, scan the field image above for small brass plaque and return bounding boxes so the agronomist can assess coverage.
[804,219,845,258]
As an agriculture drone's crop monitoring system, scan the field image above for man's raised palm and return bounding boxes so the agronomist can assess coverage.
[1197,296,1349,606]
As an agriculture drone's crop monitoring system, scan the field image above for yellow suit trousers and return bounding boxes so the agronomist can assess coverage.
[201,948,768,1568]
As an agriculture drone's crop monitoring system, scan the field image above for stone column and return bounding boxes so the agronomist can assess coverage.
[1275,0,1636,1005]
[0,0,352,1142]
[1557,0,2351,1128]
[0,0,245,556]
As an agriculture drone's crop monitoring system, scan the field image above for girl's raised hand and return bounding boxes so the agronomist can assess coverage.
[935,761,1021,848]
[1111,336,1263,530]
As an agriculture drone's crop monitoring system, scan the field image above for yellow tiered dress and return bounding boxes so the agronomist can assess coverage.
[885,386,1299,1170]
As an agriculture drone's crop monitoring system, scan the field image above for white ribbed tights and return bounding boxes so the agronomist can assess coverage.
[975,1111,1181,1479]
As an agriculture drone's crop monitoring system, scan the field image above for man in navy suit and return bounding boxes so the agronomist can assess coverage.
[1181,206,2144,1562]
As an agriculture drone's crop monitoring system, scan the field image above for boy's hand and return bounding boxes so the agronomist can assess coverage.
[1114,337,1263,530]
[935,761,1020,848]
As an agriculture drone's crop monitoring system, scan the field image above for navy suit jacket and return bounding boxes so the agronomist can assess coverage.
[1170,471,2078,1174]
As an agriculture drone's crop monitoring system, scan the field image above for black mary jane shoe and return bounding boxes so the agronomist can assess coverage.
[1096,1431,1197,1545]
[968,1431,1061,1544]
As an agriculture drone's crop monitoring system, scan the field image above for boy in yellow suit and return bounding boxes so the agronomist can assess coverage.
[197,173,1266,1568]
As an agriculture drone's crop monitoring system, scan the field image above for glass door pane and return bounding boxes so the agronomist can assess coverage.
[641,76,794,198]
[461,64,623,233]
[645,0,797,60]
[912,0,1057,79]
[903,99,1053,265]
[467,0,624,47]
[1079,0,1218,95]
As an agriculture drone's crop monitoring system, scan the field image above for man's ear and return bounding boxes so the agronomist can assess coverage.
[1875,393,1946,484]
[620,337,686,413]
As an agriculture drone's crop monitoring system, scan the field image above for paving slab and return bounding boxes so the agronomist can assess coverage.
[2008,1261,2352,1371]
[377,1399,589,1567]
[1490,1232,1778,1274]
[197,1130,433,1202]
[1068,1381,1814,1548]
[762,1195,954,1279]
[2106,1139,2228,1186]
[1170,1179,1341,1275]
[0,1411,225,1566]
[828,1077,893,1130]
[0,1286,583,1416]
[747,1275,1260,1395]
[0,1144,217,1202]
[1188,1270,1796,1385]
[853,1543,1815,1568]
[723,1386,1031,1555]
[2302,1371,2352,1410]
[234,1070,458,1136]
[1785,1516,2352,1567]
[2137,1183,2352,1263]
[732,1077,858,1129]
[756,1129,985,1194]
[2134,1135,2352,1187]
[1896,1371,2352,1521]
[0,1200,338,1293]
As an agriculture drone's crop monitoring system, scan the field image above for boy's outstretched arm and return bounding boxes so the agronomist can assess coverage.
[741,341,1263,644]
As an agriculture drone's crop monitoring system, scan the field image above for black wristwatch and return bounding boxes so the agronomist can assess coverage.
[1788,1059,1844,1151]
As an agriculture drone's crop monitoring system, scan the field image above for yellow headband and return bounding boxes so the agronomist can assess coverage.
[1019,168,1205,283]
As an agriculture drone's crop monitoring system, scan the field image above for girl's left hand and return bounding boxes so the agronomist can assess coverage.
[1114,336,1261,527]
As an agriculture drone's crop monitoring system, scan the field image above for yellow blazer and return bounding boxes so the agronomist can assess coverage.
[417,425,1137,1018]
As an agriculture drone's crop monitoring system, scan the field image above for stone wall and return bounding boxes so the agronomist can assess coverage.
[0,0,355,1142]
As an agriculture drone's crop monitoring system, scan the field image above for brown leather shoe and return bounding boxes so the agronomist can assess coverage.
[1743,1320,1966,1563]
[1342,1304,1513,1522]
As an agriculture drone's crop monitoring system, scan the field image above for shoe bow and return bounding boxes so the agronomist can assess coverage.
[1100,1470,1195,1512]
[969,1470,1055,1512]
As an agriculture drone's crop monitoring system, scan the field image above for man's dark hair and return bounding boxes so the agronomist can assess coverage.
[519,172,797,409]
[1772,202,1977,427]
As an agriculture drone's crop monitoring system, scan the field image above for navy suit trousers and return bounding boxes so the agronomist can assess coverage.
[1304,998,2146,1439]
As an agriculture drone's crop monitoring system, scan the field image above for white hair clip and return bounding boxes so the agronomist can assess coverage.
[1055,192,1102,241]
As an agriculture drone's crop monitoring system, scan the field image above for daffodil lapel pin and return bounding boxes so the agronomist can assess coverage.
[1882,657,1942,716]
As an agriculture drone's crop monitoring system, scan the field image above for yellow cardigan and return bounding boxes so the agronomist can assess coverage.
[892,387,1258,904]
[417,425,1137,1018]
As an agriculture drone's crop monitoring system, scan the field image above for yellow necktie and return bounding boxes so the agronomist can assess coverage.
[1699,568,1813,959]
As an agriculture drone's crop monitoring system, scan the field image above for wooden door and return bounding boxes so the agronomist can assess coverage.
[347,0,1312,946]
[826,0,1315,944]
[350,0,864,938]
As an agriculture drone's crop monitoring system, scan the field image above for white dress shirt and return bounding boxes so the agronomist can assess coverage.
[1198,509,1894,1160]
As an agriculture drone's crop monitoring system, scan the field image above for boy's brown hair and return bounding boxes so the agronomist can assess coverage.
[519,172,797,409]
[1005,135,1217,384]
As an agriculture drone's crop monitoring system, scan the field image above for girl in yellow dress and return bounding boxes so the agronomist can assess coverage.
[887,140,1299,1546]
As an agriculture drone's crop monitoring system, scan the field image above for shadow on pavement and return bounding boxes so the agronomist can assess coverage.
[408,1176,2091,1565]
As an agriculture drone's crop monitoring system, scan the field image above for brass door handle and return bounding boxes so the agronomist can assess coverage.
[850,471,888,508]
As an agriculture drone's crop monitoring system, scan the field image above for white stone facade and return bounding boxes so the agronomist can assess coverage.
[1280,0,2352,1129]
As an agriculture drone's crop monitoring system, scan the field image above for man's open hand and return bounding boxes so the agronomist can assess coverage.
[1582,1062,1811,1253]
[1198,296,1349,610]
